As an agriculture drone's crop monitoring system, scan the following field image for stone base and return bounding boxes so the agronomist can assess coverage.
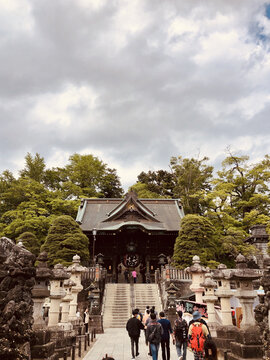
[229,342,263,359]
[215,325,239,352]
[31,342,56,359]
[31,329,58,360]
[50,328,76,358]
[215,325,263,360]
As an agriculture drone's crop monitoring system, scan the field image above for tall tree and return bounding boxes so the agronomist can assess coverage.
[206,153,270,231]
[137,170,174,197]
[129,182,163,198]
[20,153,46,182]
[41,215,89,266]
[63,153,123,198]
[173,214,219,268]
[170,156,213,214]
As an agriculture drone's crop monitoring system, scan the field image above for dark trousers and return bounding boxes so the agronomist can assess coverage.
[84,323,88,333]
[161,339,170,360]
[130,336,139,358]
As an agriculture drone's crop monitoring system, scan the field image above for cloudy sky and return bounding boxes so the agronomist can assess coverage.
[1,0,270,189]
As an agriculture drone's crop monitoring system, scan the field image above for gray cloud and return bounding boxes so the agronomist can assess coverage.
[0,0,269,189]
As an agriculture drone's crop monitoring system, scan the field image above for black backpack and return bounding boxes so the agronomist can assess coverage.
[174,319,188,341]
[149,323,162,344]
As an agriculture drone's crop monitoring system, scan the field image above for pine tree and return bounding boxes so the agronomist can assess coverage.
[173,214,219,268]
[42,215,89,266]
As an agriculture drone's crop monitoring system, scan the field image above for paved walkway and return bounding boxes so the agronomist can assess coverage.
[83,328,193,360]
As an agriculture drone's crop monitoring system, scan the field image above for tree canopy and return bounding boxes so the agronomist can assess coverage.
[0,150,269,268]
[41,215,89,266]
[0,152,123,255]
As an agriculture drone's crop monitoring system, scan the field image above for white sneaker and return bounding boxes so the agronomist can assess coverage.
[179,357,183,360]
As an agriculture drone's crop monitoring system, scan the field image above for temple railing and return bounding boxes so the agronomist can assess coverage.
[155,265,192,310]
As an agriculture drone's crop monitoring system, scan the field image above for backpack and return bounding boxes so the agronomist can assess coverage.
[148,323,162,344]
[174,319,188,341]
[190,323,205,352]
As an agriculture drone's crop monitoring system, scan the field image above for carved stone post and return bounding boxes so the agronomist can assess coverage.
[201,272,218,336]
[255,256,270,360]
[186,255,207,304]
[59,278,75,330]
[32,252,53,329]
[214,264,234,326]
[48,264,69,327]
[232,254,261,329]
[67,254,84,321]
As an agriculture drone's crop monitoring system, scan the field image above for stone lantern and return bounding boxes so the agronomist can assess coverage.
[255,256,270,359]
[67,254,85,321]
[201,272,218,336]
[214,264,235,326]
[48,264,69,328]
[158,253,167,266]
[166,282,179,310]
[32,252,53,329]
[186,255,207,304]
[96,253,104,265]
[59,278,76,330]
[232,254,262,329]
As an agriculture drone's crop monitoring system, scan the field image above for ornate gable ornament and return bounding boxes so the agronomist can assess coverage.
[103,191,160,223]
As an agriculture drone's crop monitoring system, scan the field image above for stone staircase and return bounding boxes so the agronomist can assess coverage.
[134,283,162,315]
[102,283,162,328]
[103,284,131,328]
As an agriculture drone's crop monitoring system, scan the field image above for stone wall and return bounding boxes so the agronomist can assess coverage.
[0,237,36,360]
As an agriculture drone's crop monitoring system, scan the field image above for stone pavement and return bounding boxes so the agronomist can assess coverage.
[83,328,193,360]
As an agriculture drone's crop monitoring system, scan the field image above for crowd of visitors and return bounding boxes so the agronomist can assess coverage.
[125,306,216,360]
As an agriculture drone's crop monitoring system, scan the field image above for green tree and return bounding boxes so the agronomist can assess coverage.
[62,153,123,198]
[173,214,219,268]
[137,170,174,197]
[20,153,46,182]
[41,215,89,266]
[170,156,213,215]
[129,182,163,198]
[0,177,78,243]
[17,231,40,256]
[206,153,270,232]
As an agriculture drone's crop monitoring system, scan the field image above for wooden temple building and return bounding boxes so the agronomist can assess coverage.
[76,191,184,282]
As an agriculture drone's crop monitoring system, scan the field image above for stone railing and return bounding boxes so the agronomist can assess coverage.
[155,265,191,282]
[155,265,192,311]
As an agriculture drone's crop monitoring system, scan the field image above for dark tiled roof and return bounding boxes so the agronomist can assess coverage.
[76,194,184,232]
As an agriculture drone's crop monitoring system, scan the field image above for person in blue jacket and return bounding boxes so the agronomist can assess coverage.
[158,311,173,360]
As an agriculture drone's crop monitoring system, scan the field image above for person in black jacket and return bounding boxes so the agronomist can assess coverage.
[126,309,145,359]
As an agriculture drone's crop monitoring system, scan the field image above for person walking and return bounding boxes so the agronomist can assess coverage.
[124,269,129,283]
[126,309,144,359]
[158,311,173,360]
[146,313,163,360]
[173,310,188,360]
[84,308,89,333]
[132,270,137,283]
[188,311,209,360]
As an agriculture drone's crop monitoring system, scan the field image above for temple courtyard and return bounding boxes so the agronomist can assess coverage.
[83,328,193,360]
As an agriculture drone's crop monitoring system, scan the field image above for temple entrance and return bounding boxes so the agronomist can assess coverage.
[95,227,175,283]
[77,191,184,282]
